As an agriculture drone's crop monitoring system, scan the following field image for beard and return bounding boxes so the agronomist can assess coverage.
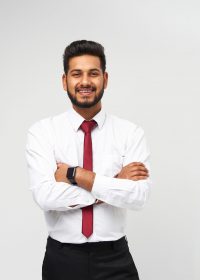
[66,84,104,109]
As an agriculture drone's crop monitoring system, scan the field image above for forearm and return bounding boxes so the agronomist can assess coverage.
[74,166,150,210]
[75,167,96,192]
[26,150,95,211]
[26,123,98,211]
[52,164,150,210]
[91,174,151,210]
[29,179,96,211]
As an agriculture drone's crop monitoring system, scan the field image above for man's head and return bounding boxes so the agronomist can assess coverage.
[62,40,108,109]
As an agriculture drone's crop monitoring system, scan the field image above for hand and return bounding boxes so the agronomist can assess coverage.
[95,199,104,205]
[116,162,149,181]
[55,163,70,183]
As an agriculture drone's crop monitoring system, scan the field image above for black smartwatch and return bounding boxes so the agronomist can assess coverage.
[66,166,78,185]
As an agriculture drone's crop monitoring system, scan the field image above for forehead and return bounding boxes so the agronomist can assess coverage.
[68,55,101,71]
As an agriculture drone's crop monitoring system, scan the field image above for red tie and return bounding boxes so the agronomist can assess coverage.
[80,120,97,238]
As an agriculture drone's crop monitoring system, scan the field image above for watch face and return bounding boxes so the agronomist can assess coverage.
[67,167,74,179]
[67,167,77,185]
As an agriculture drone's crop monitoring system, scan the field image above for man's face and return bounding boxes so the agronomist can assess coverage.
[62,55,108,108]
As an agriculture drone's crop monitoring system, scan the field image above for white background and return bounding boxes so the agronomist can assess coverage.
[0,0,199,279]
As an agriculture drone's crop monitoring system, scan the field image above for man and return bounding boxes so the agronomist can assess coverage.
[26,40,151,280]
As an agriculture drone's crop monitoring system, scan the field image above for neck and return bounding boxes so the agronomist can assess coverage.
[72,102,102,120]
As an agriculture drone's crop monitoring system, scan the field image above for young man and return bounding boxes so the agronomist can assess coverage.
[26,40,151,280]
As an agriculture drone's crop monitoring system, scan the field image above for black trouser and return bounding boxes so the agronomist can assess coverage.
[42,236,140,280]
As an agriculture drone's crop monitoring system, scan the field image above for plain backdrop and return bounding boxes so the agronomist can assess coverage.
[0,0,199,279]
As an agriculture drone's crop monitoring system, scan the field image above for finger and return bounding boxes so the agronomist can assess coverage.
[132,166,148,172]
[57,162,64,166]
[130,162,145,167]
[131,175,149,181]
[96,200,104,205]
[131,171,149,177]
[129,166,149,173]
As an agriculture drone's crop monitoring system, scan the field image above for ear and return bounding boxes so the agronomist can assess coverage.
[62,74,67,91]
[103,72,108,89]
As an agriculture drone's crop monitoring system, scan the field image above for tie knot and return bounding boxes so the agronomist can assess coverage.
[80,120,97,134]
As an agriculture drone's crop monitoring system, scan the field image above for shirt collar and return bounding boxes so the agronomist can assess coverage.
[66,107,106,132]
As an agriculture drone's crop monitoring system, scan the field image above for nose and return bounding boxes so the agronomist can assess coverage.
[80,73,91,86]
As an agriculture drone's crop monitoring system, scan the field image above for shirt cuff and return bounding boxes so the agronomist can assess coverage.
[91,173,151,210]
[66,188,96,209]
[91,174,113,201]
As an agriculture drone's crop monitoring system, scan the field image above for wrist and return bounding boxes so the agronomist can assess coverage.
[75,167,95,192]
[66,166,78,185]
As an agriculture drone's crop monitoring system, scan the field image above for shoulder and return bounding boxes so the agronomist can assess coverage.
[106,113,143,134]
[27,112,67,135]
[105,113,146,147]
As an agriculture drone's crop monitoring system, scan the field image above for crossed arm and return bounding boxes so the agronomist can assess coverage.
[55,162,149,206]
[26,122,151,211]
[55,162,149,191]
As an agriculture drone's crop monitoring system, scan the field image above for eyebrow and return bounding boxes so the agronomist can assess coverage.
[89,68,101,72]
[70,68,101,73]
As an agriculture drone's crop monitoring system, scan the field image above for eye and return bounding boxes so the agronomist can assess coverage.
[90,72,99,77]
[72,72,81,77]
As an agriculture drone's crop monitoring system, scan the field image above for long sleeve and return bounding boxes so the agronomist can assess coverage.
[91,126,151,210]
[26,121,95,212]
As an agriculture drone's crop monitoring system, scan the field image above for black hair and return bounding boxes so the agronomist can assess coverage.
[63,40,106,73]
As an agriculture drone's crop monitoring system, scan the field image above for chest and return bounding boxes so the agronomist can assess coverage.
[53,126,125,177]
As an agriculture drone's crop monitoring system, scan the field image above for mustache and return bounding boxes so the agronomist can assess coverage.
[75,86,96,92]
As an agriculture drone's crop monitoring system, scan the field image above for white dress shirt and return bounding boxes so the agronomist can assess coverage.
[26,108,151,243]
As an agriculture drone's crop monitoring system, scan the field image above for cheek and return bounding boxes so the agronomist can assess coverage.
[67,80,77,91]
[95,79,104,89]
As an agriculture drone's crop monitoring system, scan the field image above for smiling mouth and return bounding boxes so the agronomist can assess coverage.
[76,88,95,96]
